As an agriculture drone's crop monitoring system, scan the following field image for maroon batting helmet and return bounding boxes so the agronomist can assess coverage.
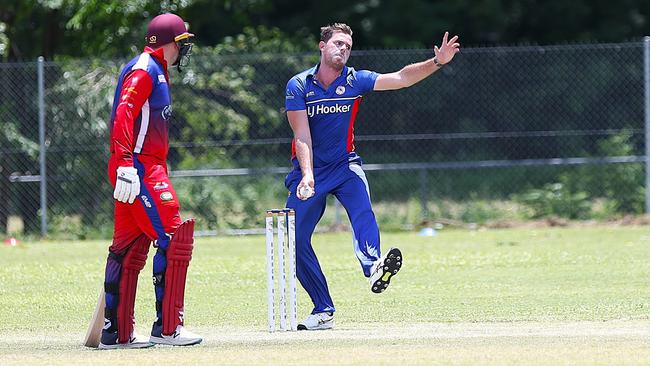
[145,13,194,47]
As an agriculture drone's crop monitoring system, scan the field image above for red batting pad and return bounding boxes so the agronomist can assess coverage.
[163,219,195,335]
[117,235,151,343]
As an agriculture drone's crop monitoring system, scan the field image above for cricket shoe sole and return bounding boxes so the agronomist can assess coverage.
[370,247,402,293]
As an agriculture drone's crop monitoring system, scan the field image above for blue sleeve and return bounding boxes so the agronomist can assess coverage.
[285,77,306,111]
[355,70,379,94]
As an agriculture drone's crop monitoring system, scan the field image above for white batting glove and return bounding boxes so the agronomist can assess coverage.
[114,166,140,204]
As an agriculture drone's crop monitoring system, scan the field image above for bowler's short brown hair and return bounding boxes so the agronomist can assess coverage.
[320,23,353,43]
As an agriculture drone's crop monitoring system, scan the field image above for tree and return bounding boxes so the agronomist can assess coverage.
[4,0,650,61]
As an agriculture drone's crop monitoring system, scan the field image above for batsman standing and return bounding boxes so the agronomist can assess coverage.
[284,23,460,330]
[99,13,202,349]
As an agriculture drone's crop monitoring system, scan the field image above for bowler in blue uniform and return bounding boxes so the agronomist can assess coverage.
[285,23,460,330]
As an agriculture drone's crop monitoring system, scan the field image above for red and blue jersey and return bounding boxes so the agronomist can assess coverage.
[285,64,378,168]
[109,47,172,167]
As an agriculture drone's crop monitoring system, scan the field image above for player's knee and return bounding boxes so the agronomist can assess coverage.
[167,219,195,262]
[122,236,151,272]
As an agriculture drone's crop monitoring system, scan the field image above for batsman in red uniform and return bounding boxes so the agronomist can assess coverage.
[99,13,202,349]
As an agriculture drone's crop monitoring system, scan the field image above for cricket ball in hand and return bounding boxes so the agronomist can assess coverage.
[298,186,314,199]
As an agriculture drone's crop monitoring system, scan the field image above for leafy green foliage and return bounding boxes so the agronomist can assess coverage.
[566,132,645,214]
[174,176,287,230]
[515,133,645,219]
[516,182,592,219]
[4,0,650,61]
[43,59,120,231]
[3,13,647,236]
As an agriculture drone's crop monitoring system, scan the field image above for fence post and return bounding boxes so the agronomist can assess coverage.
[38,56,47,237]
[643,36,650,213]
[419,169,428,219]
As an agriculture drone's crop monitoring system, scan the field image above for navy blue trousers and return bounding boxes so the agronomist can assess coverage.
[285,160,381,314]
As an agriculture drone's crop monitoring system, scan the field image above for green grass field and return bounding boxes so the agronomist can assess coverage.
[2,226,650,365]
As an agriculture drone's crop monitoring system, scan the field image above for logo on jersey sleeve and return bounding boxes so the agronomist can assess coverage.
[162,105,172,120]
[285,89,295,100]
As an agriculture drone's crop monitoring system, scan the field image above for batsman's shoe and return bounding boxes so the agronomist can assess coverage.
[98,331,154,350]
[369,247,403,293]
[150,323,203,346]
[297,312,334,330]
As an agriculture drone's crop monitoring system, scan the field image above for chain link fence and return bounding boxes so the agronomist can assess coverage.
[1,41,646,238]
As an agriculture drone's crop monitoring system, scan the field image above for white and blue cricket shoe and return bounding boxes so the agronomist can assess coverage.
[297,312,334,330]
[150,322,203,346]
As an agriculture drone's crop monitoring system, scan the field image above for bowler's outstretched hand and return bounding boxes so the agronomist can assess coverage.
[434,32,460,65]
